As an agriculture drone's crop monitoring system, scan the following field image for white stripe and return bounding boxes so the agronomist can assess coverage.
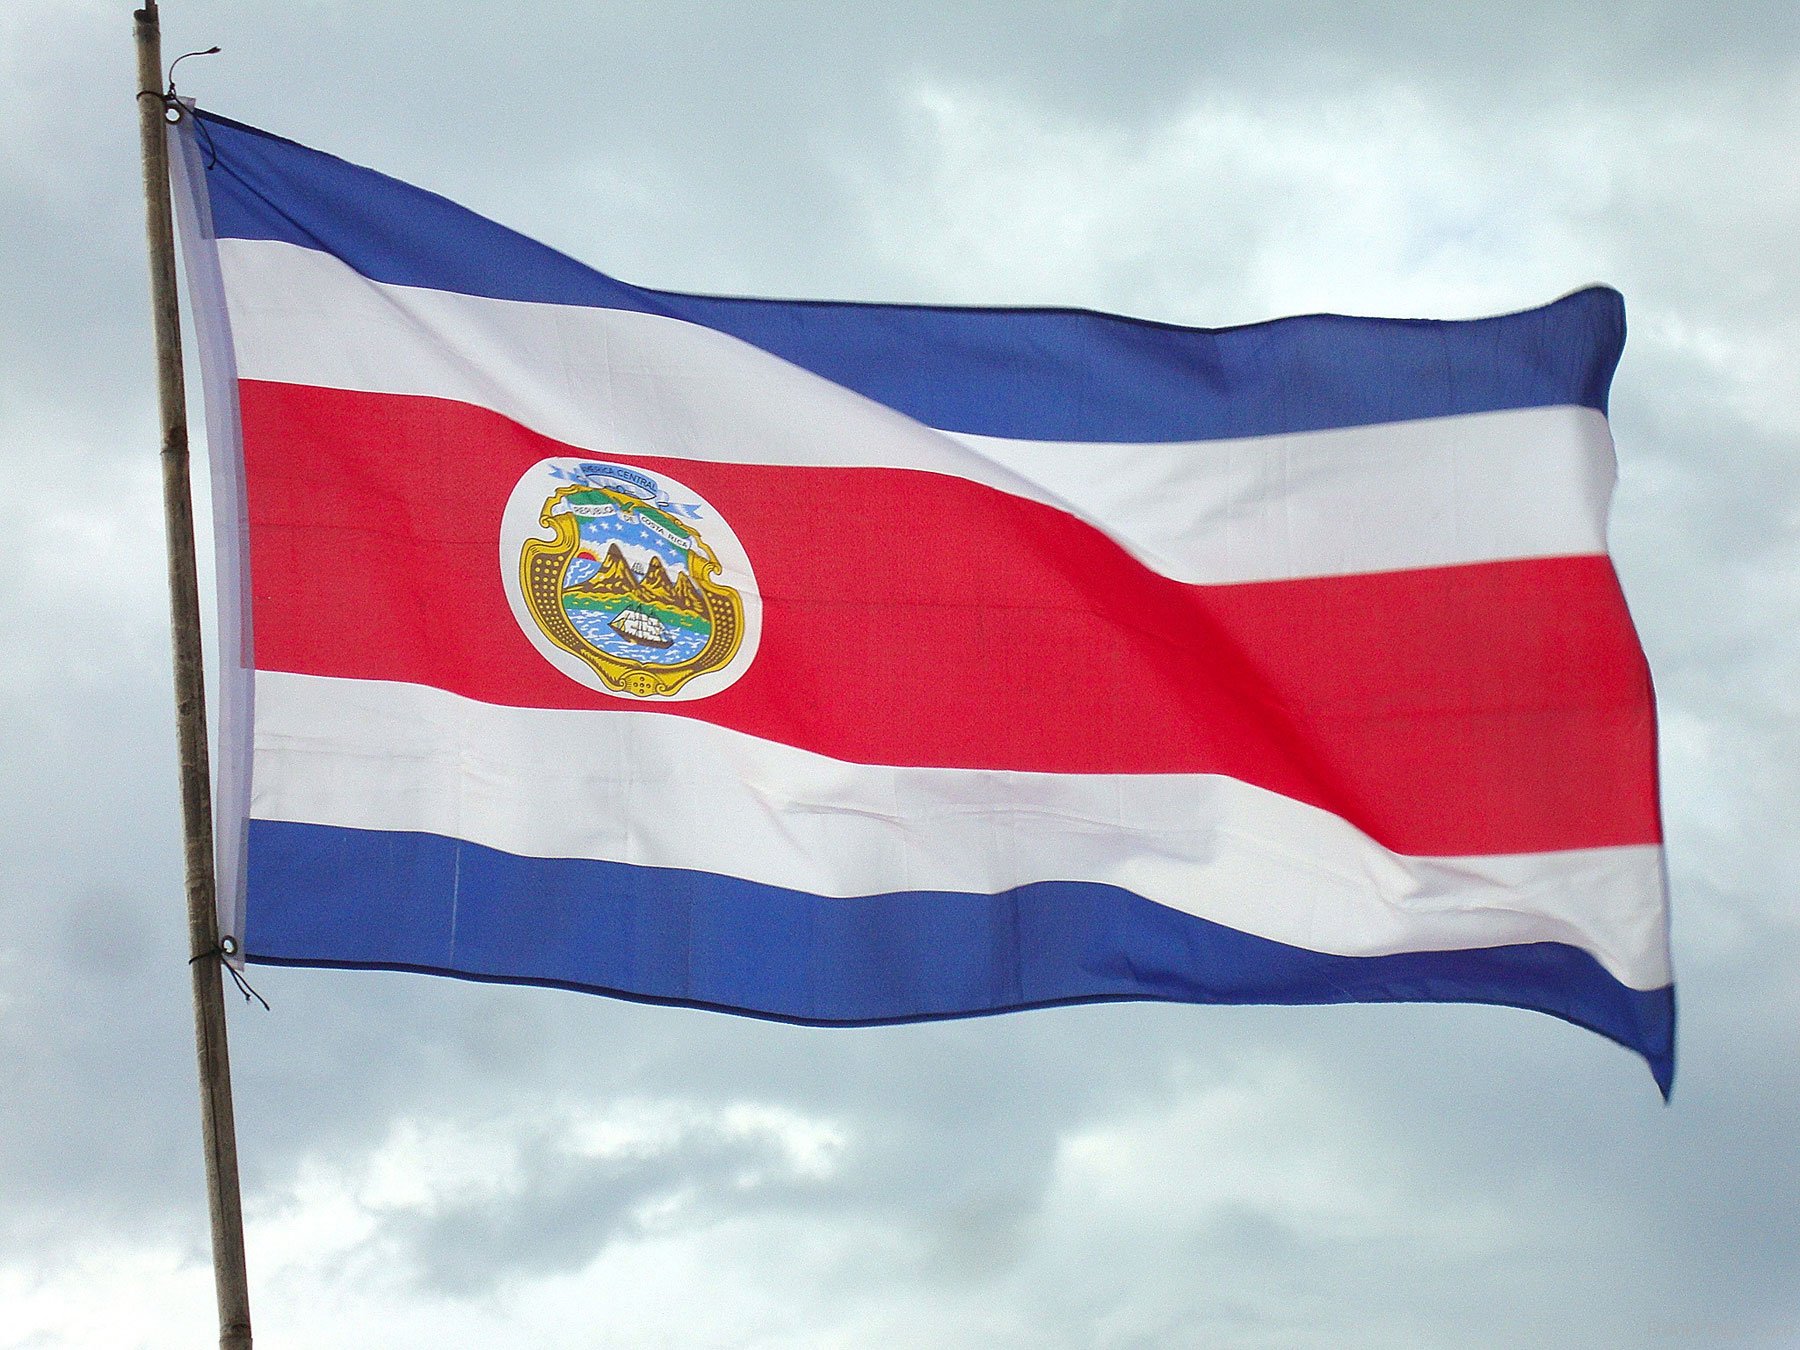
[251,672,1671,990]
[217,239,1617,586]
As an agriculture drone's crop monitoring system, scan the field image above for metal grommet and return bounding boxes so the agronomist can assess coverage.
[219,935,239,956]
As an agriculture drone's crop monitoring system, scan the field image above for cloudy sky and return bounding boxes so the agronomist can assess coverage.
[4,1,1798,1346]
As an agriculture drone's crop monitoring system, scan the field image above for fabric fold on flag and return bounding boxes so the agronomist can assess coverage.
[170,107,1674,1095]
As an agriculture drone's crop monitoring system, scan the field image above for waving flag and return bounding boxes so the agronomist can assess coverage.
[169,109,1672,1093]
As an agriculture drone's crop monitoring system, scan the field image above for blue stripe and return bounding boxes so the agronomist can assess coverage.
[245,820,1674,1097]
[191,110,1625,444]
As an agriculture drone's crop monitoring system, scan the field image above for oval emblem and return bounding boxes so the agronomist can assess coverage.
[501,459,760,700]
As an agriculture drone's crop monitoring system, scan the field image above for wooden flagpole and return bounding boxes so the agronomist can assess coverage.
[133,4,254,1346]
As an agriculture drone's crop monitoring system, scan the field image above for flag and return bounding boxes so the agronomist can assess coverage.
[169,109,1673,1094]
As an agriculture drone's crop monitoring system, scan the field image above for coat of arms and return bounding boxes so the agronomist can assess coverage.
[502,460,759,700]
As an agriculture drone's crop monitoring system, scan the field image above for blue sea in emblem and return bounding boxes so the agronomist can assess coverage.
[566,605,710,665]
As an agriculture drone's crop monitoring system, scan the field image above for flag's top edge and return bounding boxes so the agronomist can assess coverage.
[187,108,1623,333]
[186,107,1627,443]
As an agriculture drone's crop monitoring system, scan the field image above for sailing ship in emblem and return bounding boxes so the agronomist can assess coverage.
[608,606,674,649]
[515,461,747,698]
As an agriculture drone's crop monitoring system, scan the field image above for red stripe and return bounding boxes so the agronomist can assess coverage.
[239,381,1661,857]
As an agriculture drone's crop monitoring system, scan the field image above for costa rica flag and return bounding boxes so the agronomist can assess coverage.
[169,108,1673,1094]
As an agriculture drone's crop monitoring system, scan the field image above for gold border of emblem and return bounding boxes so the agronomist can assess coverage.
[519,483,745,698]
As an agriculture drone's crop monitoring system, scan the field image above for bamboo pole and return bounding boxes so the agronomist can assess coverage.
[133,5,254,1346]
